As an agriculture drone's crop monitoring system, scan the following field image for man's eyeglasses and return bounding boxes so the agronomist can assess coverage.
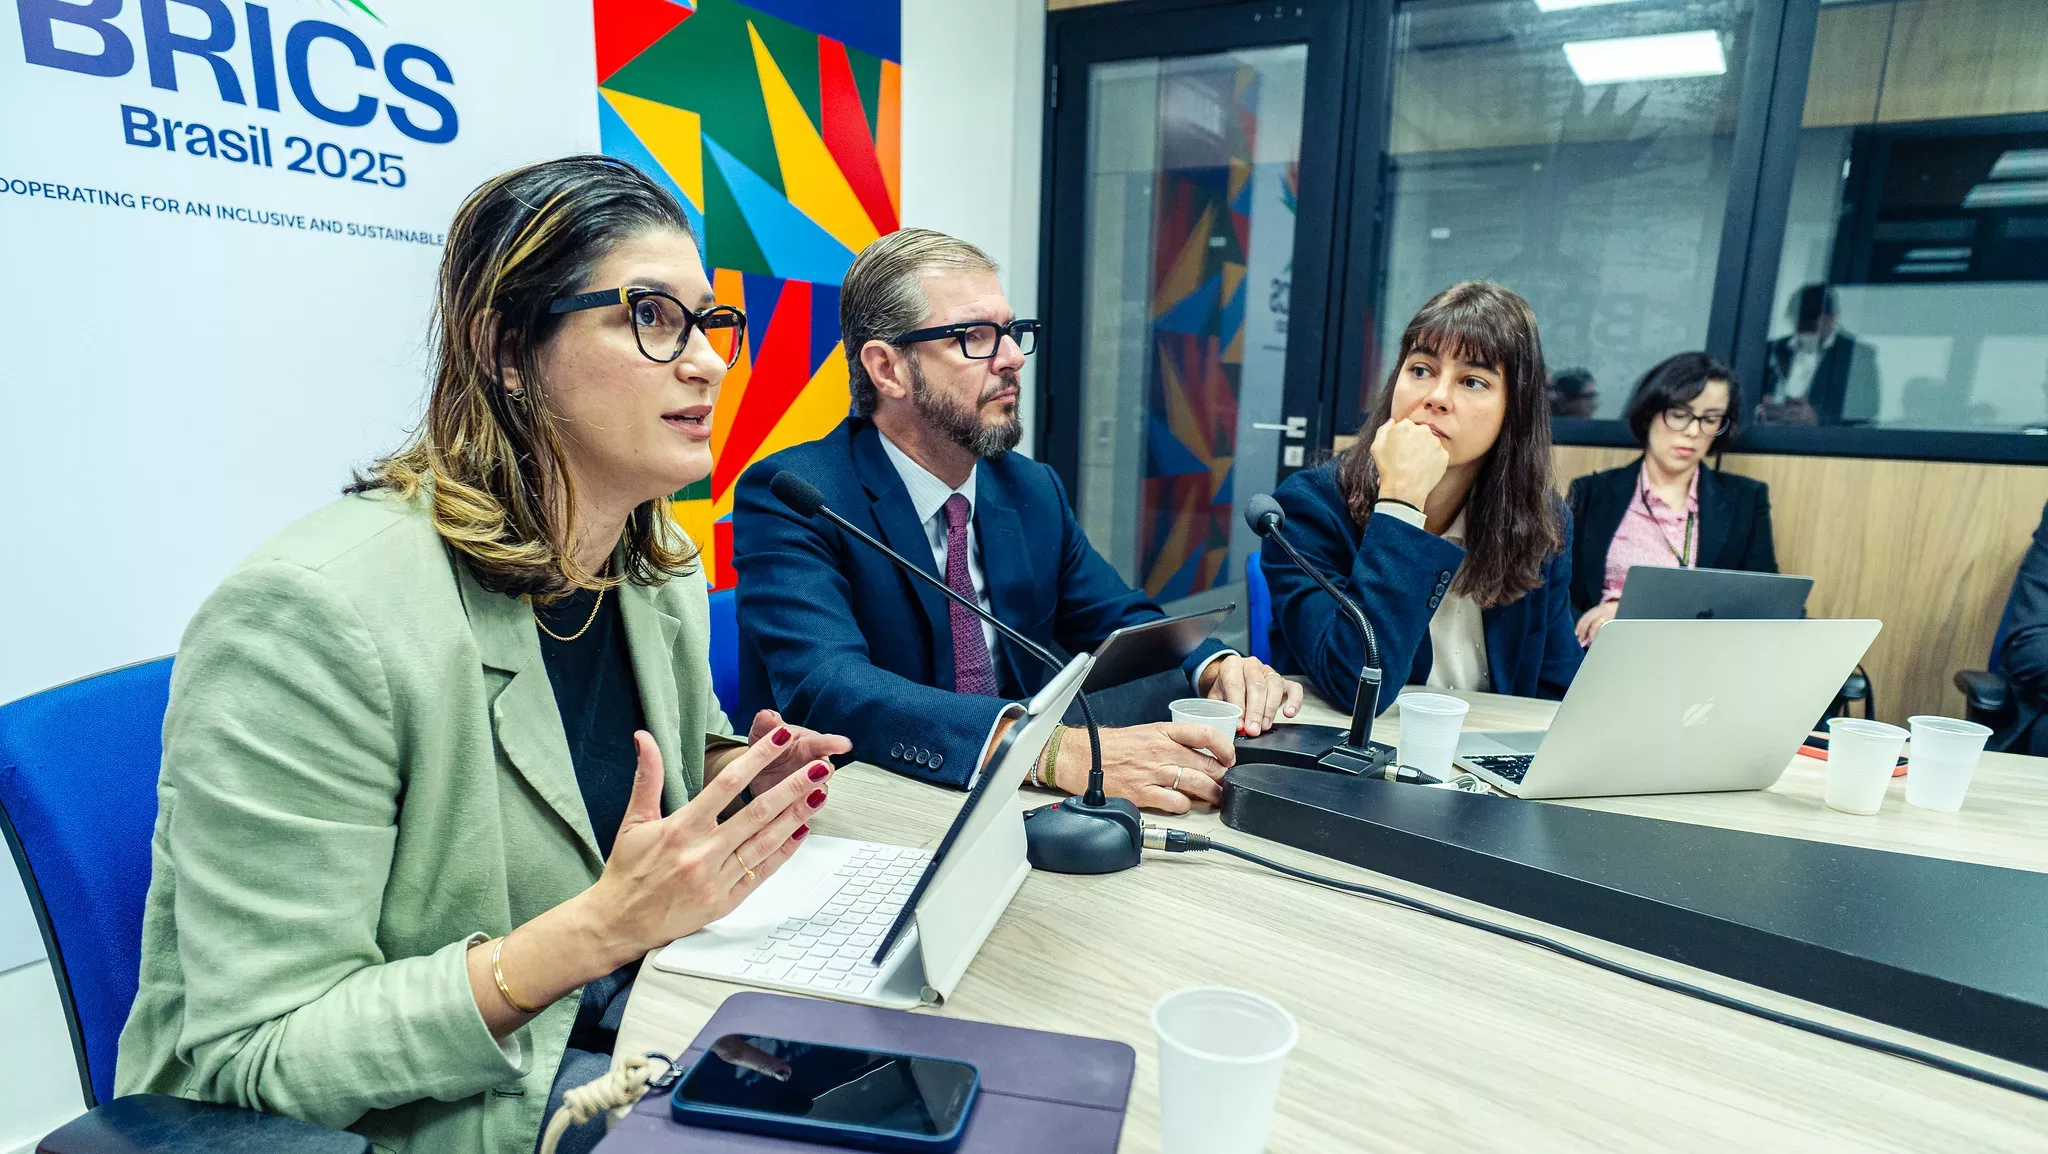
[892,319,1041,360]
[549,287,747,369]
[1661,407,1729,436]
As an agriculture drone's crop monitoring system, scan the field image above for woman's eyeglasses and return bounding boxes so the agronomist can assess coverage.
[891,319,1042,360]
[1661,407,1728,436]
[549,287,747,369]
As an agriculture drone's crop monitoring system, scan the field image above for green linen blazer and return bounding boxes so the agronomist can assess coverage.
[115,489,739,1154]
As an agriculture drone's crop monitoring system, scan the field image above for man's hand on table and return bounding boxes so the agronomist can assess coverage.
[1197,653,1305,736]
[1046,722,1234,814]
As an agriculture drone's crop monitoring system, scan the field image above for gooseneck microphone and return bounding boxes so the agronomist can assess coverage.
[769,470,1142,874]
[1235,494,1397,777]
[1244,494,1380,746]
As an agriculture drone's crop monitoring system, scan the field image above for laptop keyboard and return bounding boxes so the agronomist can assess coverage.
[1465,754,1533,784]
[738,844,933,996]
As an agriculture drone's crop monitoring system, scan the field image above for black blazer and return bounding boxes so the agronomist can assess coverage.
[1994,500,2048,754]
[1565,460,1778,616]
[1762,333,1880,425]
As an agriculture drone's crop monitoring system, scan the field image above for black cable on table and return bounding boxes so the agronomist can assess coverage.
[1144,827,2048,1104]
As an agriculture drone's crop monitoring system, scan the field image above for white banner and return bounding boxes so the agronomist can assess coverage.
[0,0,598,704]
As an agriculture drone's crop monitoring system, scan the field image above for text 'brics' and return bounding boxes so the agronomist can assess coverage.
[17,0,458,145]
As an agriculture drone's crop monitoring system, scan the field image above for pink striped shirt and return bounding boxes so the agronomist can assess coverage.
[1600,466,1700,603]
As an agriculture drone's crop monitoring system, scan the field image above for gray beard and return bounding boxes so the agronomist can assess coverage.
[908,354,1022,459]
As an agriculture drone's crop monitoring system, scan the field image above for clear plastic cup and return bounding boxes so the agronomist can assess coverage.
[1397,692,1471,780]
[1153,987,1298,1154]
[1905,715,1993,812]
[1170,698,1242,753]
[1822,717,1907,815]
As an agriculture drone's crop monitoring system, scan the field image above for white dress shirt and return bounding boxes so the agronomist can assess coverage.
[1374,501,1491,693]
[1781,333,1833,402]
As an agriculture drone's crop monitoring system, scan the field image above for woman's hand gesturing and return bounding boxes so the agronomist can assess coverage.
[584,726,830,961]
[738,709,851,796]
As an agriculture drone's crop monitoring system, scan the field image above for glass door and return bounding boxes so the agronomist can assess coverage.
[1043,1,1355,629]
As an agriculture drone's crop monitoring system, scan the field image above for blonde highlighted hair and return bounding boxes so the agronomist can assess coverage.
[350,156,699,597]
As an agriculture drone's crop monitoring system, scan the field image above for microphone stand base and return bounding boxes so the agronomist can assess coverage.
[1237,724,1399,776]
[1023,796,1143,874]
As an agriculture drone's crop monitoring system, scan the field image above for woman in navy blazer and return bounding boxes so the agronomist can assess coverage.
[1264,282,1582,708]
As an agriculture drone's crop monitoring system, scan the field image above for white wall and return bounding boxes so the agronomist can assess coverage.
[899,0,1046,454]
[0,0,597,1137]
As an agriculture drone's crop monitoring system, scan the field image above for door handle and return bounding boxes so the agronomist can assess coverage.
[1252,416,1309,438]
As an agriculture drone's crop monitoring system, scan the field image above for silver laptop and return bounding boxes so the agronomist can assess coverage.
[653,653,1088,1008]
[1452,619,1880,799]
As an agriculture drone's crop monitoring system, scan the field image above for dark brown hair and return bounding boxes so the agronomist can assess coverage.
[1337,281,1560,609]
[349,156,699,597]
[1624,351,1739,450]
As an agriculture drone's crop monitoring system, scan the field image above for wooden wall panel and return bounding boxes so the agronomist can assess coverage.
[1801,2,1892,128]
[1305,444,2041,722]
[1553,447,2048,725]
[1877,0,2048,123]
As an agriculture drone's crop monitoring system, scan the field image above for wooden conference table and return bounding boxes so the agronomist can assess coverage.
[616,691,2048,1152]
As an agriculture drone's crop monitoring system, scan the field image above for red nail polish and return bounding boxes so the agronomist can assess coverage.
[772,727,793,747]
[793,824,810,841]
[807,789,827,809]
[807,762,831,782]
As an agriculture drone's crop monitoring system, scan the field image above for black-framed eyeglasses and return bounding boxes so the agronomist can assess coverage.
[549,287,747,368]
[891,319,1041,359]
[1661,407,1729,436]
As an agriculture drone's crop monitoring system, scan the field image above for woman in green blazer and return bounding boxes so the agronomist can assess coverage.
[115,156,851,1154]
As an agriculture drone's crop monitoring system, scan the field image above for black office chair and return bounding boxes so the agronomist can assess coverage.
[0,658,366,1154]
[1954,574,2024,742]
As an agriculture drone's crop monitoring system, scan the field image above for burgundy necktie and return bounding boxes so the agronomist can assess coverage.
[942,494,999,696]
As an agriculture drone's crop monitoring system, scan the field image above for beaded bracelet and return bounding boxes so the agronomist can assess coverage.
[1038,723,1068,791]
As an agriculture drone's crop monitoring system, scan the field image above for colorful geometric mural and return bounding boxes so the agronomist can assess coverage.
[594,0,900,588]
[1137,66,1263,602]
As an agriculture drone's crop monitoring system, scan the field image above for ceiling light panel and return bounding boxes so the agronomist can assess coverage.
[1564,30,1727,86]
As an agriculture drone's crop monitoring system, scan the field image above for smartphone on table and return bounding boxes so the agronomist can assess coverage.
[670,1033,979,1152]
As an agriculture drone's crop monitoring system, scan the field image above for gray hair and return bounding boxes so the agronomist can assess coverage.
[841,228,999,417]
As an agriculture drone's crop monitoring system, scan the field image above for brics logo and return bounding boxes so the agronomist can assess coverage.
[17,0,458,145]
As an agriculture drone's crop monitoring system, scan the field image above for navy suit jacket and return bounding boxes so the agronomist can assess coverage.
[733,417,1223,788]
[1262,463,1582,710]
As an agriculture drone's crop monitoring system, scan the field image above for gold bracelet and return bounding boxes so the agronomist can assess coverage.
[491,935,546,1015]
[1039,724,1068,792]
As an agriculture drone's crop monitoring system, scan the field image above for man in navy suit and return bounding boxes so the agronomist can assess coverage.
[734,229,1301,812]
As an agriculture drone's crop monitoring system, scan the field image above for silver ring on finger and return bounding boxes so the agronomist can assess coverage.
[1171,767,1184,792]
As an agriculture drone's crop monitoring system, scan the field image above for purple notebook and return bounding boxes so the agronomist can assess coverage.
[597,992,1135,1153]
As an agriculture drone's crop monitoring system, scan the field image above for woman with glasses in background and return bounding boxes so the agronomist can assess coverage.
[117,156,851,1154]
[1566,352,1778,646]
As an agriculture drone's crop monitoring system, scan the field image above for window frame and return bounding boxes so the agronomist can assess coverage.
[1041,0,2048,466]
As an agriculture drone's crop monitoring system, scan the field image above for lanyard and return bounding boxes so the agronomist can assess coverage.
[1640,481,1694,567]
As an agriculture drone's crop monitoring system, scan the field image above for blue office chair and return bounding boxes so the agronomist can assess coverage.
[707,586,741,722]
[1245,552,1273,664]
[0,658,365,1153]
[1956,573,2026,742]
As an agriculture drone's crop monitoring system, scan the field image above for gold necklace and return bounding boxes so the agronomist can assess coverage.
[535,583,606,642]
